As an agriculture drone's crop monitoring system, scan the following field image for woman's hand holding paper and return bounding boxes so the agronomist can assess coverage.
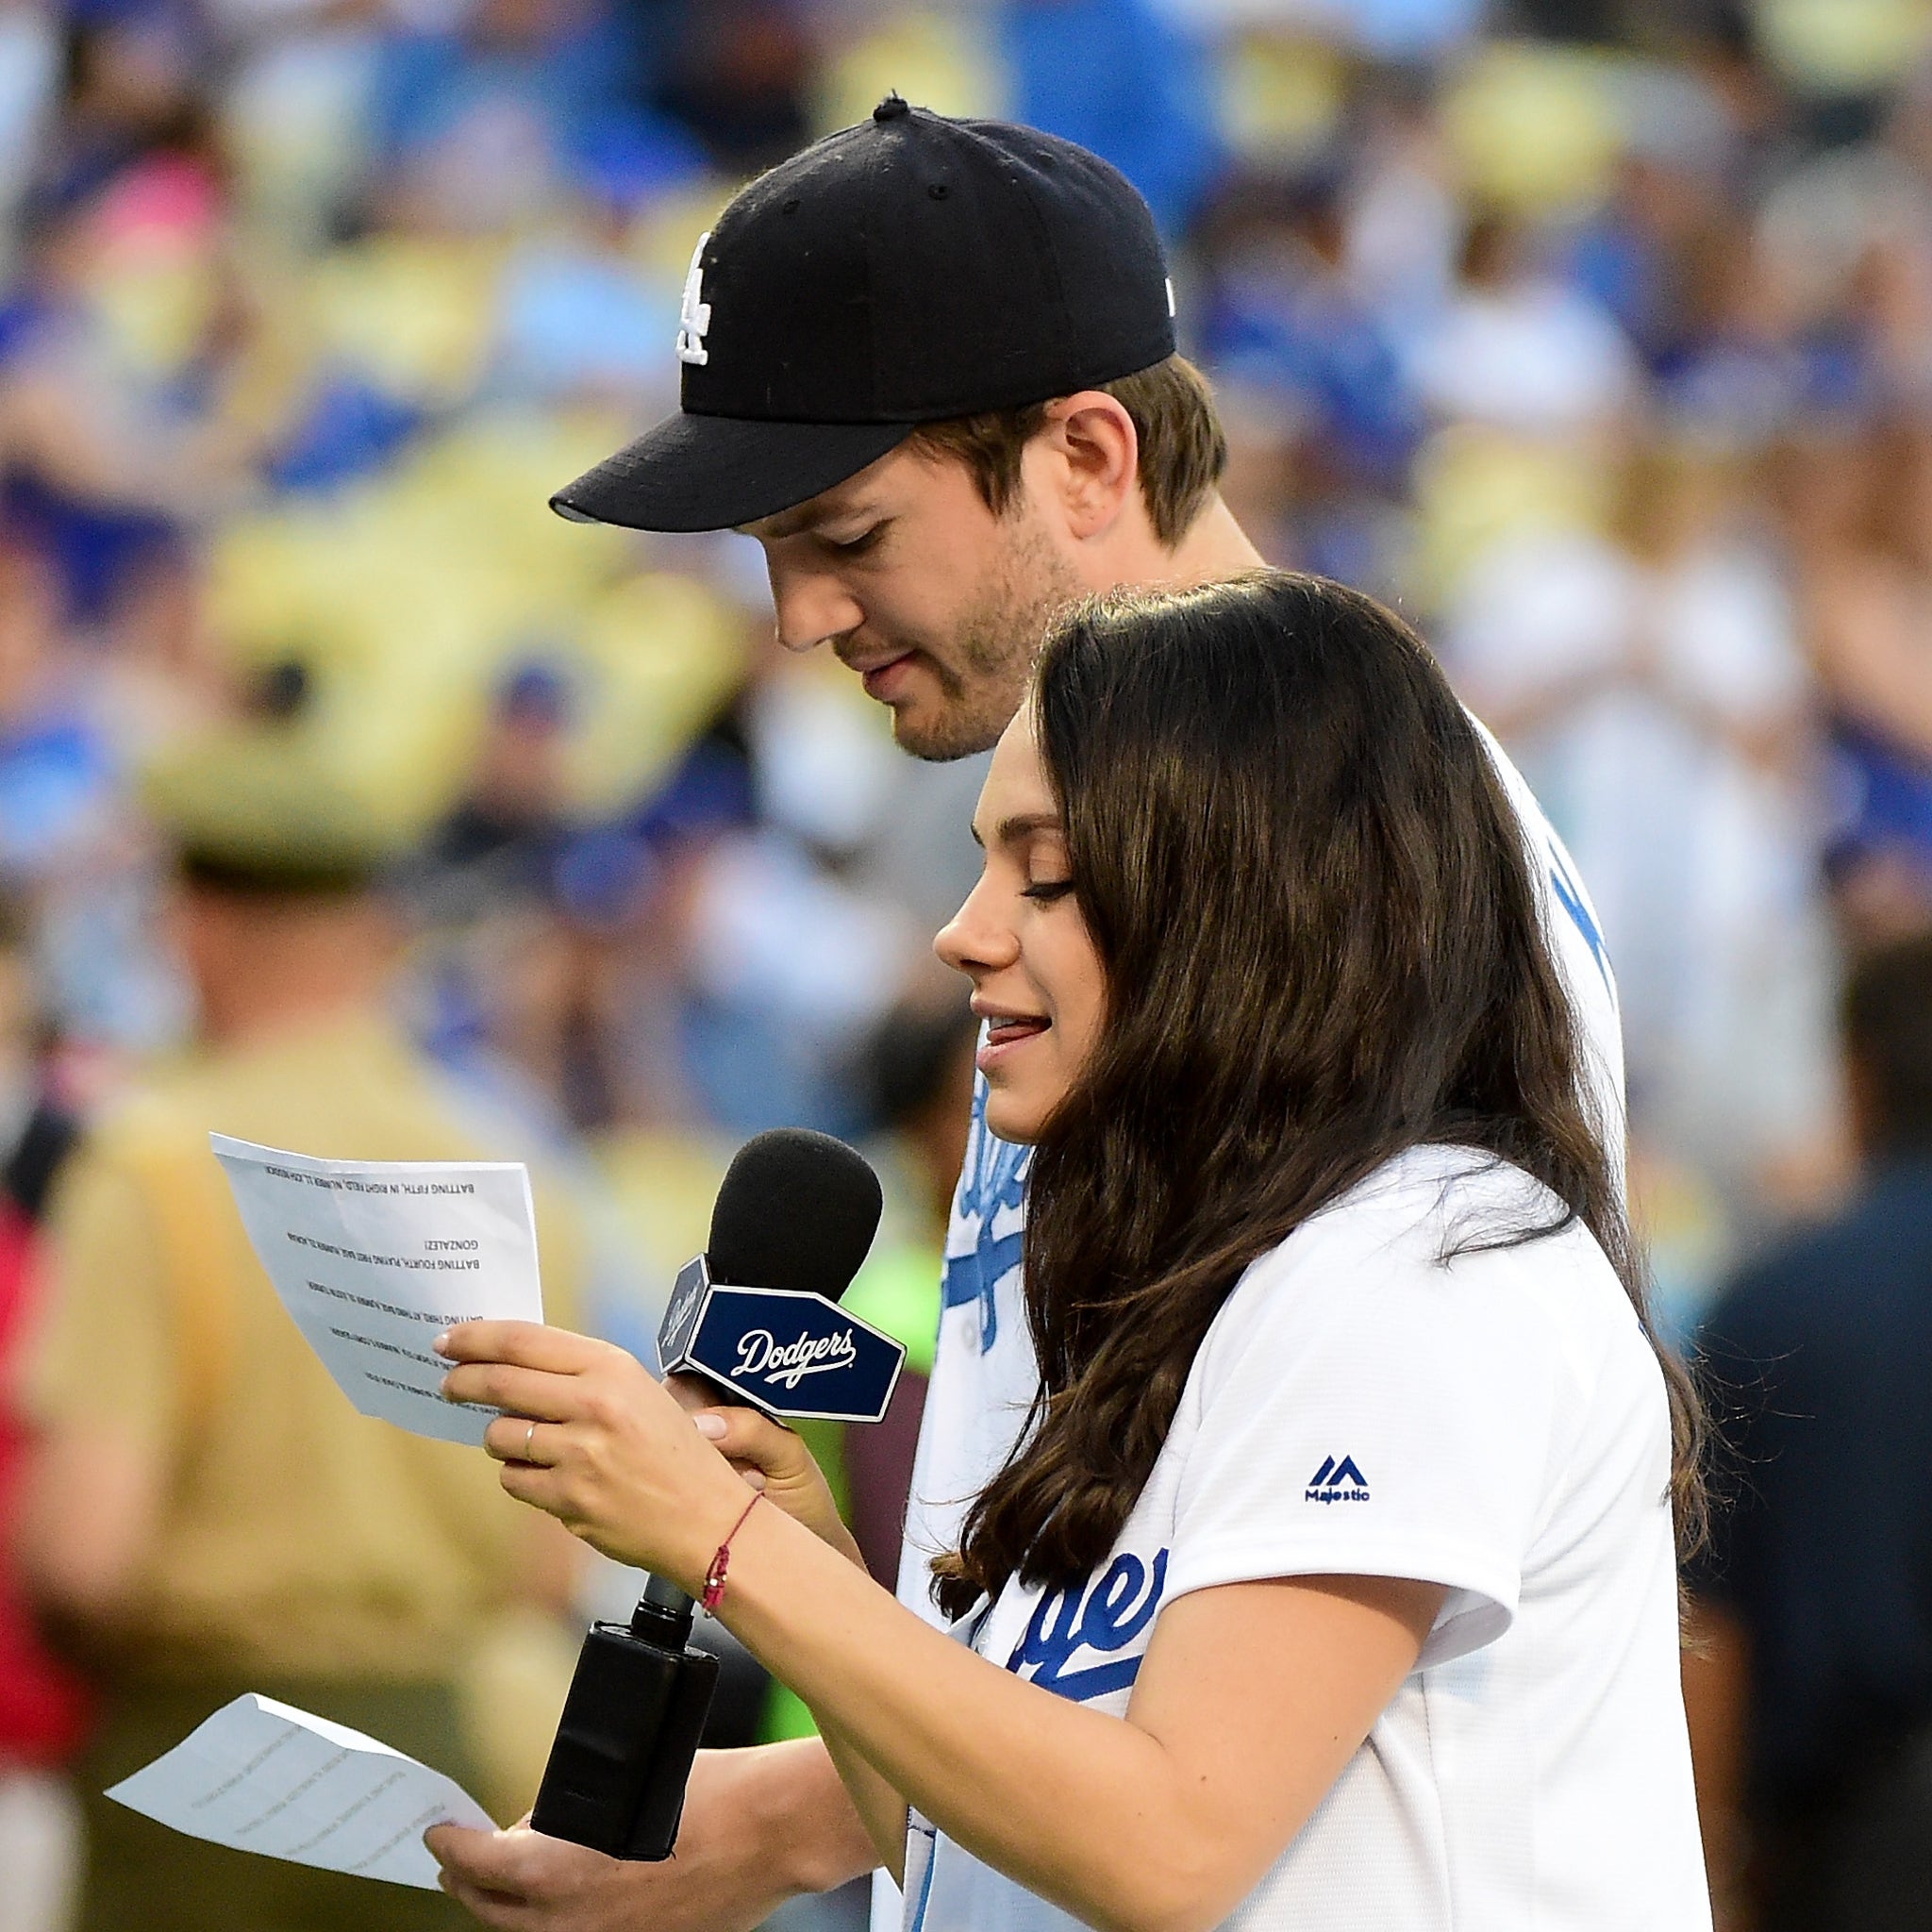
[436,1322,747,1586]
[435,1324,861,1578]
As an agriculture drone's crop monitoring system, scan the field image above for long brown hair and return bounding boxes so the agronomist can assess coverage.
[933,571,1704,1620]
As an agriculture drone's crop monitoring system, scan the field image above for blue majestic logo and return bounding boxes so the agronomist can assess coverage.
[941,1079,1030,1351]
[1306,1455,1371,1505]
[1006,1550,1169,1702]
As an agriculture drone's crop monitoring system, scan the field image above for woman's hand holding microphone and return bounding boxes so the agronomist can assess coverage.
[675,1386,865,1571]
[434,1322,863,1578]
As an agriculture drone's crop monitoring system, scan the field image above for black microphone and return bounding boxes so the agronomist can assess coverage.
[529,1129,883,1860]
[705,1127,885,1311]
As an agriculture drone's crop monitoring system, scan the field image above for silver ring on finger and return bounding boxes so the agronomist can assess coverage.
[523,1419,539,1463]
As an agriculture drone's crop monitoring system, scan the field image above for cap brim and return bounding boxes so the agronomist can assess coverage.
[550,410,916,533]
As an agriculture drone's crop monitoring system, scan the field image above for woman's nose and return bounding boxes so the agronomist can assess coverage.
[935,875,1020,977]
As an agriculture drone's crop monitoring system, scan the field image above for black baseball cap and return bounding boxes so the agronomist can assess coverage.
[551,97,1176,534]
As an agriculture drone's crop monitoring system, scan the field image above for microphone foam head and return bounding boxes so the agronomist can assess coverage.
[706,1128,884,1305]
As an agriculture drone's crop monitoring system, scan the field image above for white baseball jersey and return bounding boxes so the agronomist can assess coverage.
[876,724,1645,1928]
[904,1146,1707,1932]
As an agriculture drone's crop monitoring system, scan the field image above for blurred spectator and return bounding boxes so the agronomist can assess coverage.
[1784,417,1932,942]
[1342,64,1459,329]
[999,0,1219,239]
[1441,434,1833,1201]
[0,891,77,1225]
[1659,212,1810,443]
[0,3,57,253]
[368,0,662,235]
[1410,208,1642,437]
[0,161,257,629]
[1199,170,1422,491]
[415,695,762,1155]
[0,891,85,1932]
[648,0,812,174]
[425,658,573,900]
[1568,150,1726,372]
[12,724,588,1932]
[1688,932,1932,1931]
[36,4,210,209]
[0,539,115,881]
[677,668,922,1136]
[491,192,682,407]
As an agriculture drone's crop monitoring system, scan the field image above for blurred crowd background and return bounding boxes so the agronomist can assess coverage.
[0,0,1931,1927]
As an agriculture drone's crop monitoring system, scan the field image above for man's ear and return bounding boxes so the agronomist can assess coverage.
[1034,392,1141,541]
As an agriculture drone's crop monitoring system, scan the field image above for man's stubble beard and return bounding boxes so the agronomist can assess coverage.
[893,520,1087,763]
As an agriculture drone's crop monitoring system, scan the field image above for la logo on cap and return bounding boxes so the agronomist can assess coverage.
[676,232,713,367]
[551,111,1180,534]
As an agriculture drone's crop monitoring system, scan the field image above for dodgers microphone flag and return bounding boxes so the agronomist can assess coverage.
[533,1127,893,1863]
[658,1253,905,1423]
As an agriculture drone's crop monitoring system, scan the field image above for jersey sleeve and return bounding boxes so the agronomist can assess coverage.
[1165,1208,1581,1670]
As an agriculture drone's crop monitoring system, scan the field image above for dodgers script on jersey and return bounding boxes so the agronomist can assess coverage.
[904,1150,1710,1932]
[883,729,1639,1930]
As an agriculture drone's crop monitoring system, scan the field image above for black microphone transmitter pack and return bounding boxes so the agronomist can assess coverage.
[527,1572,721,1858]
[529,1128,889,1861]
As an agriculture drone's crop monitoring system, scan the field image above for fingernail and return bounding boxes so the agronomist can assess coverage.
[693,1412,727,1440]
[432,1333,451,1356]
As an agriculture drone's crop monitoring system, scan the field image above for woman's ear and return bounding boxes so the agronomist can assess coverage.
[1034,392,1141,542]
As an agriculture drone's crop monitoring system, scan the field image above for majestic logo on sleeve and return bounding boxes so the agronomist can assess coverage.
[1306,1455,1371,1504]
[1006,1550,1169,1702]
[675,232,713,366]
[941,1078,1030,1352]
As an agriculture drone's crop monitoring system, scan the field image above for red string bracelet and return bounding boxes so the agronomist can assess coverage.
[700,1491,764,1612]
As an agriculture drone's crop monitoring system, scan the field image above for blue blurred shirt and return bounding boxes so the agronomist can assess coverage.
[1696,1157,1932,1823]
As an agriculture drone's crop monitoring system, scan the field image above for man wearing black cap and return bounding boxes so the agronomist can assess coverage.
[547,93,1257,769]
[430,98,1625,1932]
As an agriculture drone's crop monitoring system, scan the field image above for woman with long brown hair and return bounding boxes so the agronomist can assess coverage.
[440,571,1711,1931]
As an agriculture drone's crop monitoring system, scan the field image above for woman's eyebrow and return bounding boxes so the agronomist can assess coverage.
[994,812,1062,846]
[967,811,1062,849]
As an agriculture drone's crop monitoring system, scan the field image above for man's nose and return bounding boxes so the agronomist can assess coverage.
[768,562,864,655]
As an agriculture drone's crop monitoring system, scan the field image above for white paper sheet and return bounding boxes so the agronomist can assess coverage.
[210,1133,542,1446]
[106,1692,494,1889]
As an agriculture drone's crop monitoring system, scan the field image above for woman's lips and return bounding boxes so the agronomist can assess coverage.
[977,1016,1049,1073]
